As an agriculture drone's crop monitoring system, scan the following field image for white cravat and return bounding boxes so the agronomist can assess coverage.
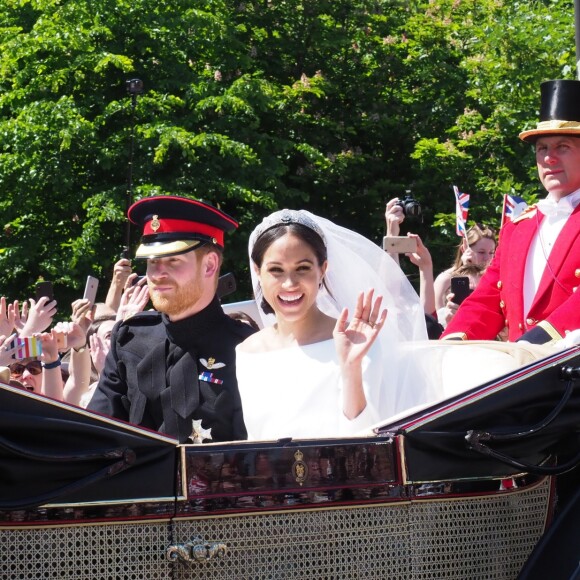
[536,196,577,217]
[523,189,580,316]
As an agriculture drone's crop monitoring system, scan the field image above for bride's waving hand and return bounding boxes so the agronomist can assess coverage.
[333,289,387,366]
[333,289,388,420]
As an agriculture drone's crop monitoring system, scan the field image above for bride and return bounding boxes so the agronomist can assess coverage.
[235,209,430,440]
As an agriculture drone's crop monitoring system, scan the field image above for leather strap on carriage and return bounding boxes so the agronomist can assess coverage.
[0,435,136,510]
[465,369,580,476]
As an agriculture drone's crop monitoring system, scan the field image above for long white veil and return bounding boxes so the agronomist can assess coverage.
[248,209,431,419]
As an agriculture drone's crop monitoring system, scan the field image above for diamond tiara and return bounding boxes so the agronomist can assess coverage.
[251,209,327,246]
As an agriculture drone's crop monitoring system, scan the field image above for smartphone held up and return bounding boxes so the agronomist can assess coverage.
[450,276,472,305]
[83,276,99,305]
[35,281,54,302]
[383,236,418,254]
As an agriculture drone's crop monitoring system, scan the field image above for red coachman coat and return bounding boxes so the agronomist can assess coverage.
[442,205,580,343]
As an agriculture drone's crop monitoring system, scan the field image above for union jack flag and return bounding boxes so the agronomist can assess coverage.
[501,194,528,228]
[453,185,470,238]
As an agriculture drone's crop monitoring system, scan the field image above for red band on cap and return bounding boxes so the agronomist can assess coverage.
[143,218,224,246]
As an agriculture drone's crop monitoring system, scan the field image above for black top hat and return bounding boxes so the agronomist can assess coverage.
[519,80,580,142]
[128,195,238,258]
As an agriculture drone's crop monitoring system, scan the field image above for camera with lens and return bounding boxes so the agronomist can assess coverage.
[396,192,422,220]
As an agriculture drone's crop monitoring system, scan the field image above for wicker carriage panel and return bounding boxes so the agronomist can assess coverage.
[0,478,550,580]
[170,478,550,580]
[0,522,170,580]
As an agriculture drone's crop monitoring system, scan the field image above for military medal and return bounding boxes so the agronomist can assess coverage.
[190,419,212,444]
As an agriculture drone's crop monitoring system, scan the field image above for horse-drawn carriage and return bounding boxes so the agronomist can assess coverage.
[1,344,579,579]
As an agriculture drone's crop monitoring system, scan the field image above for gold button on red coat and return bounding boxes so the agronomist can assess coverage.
[518,323,524,330]
[499,300,505,308]
[497,281,503,289]
[575,269,580,278]
[526,318,536,326]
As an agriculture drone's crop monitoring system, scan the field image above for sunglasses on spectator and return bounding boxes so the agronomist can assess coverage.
[9,361,42,376]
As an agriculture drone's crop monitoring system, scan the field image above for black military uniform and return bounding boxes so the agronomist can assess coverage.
[89,298,253,443]
[88,195,256,443]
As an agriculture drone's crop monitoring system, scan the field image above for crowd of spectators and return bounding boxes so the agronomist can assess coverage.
[384,198,498,339]
[0,258,150,406]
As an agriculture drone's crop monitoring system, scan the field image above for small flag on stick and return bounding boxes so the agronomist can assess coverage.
[501,194,528,228]
[453,185,470,238]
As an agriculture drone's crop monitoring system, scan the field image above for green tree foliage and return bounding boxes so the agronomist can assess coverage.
[0,0,576,303]
[409,0,575,270]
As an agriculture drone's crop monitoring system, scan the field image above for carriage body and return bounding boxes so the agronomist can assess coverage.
[1,346,579,579]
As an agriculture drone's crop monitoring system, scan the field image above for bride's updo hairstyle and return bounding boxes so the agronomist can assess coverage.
[250,210,330,315]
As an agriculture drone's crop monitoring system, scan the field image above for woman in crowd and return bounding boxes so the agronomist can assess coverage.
[236,209,430,440]
[437,263,485,329]
[433,224,496,311]
[8,358,42,393]
[4,330,65,398]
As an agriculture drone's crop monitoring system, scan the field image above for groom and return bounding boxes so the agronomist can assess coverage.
[88,196,255,443]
